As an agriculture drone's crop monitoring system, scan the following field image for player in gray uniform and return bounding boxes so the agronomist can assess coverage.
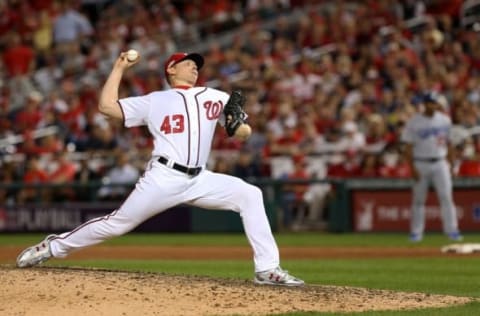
[16,51,304,286]
[402,92,462,242]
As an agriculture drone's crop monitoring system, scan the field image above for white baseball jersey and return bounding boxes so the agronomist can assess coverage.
[48,85,281,273]
[401,112,451,159]
[118,87,229,167]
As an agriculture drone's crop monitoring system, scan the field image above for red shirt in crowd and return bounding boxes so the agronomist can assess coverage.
[287,155,310,201]
[30,0,55,11]
[0,8,20,36]
[19,136,44,155]
[49,161,77,183]
[379,163,412,178]
[60,98,86,133]
[2,44,34,76]
[15,107,43,131]
[327,162,358,178]
[23,168,49,184]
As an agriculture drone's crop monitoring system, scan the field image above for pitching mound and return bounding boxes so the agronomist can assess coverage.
[0,266,472,316]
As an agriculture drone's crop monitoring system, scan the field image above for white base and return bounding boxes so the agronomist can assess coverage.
[441,243,480,254]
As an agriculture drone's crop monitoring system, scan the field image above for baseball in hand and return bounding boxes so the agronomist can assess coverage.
[126,49,139,62]
[235,124,252,140]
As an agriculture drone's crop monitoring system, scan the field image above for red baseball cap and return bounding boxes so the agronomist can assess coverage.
[164,52,204,81]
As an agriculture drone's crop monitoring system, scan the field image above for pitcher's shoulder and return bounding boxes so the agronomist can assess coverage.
[150,89,176,97]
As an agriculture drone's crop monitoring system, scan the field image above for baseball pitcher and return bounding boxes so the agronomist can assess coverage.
[402,91,462,242]
[16,51,304,286]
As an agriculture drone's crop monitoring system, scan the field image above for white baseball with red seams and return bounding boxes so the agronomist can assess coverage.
[48,86,281,273]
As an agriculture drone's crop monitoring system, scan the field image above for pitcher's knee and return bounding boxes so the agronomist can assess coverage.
[248,184,263,199]
[241,184,264,207]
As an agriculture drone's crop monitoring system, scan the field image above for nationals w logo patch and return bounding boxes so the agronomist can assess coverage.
[203,100,224,120]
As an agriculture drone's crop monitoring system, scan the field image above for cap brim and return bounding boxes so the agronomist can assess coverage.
[177,53,204,70]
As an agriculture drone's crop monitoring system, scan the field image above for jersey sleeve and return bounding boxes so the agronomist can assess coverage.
[401,120,415,144]
[118,94,151,127]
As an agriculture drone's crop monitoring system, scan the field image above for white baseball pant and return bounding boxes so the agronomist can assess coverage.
[49,159,280,272]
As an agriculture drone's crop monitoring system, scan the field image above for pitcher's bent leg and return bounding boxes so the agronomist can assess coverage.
[239,184,280,272]
[189,171,279,272]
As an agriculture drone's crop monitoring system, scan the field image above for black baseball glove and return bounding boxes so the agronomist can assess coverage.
[224,90,247,137]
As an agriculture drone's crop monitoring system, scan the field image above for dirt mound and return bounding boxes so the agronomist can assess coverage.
[0,266,472,316]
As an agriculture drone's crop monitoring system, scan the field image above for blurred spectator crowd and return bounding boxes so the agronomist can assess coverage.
[1,0,480,213]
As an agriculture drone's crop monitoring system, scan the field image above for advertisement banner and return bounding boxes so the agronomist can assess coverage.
[0,203,190,233]
[352,190,480,232]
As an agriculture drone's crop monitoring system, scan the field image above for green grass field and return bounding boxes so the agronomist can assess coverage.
[2,232,480,315]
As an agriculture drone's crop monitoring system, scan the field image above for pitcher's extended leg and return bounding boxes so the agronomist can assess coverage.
[50,165,183,257]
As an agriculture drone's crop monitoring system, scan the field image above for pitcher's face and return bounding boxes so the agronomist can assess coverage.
[169,59,198,86]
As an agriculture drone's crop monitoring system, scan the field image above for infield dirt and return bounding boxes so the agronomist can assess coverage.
[0,245,475,315]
